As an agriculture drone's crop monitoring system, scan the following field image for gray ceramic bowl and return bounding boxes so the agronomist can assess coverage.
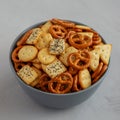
[9,20,110,109]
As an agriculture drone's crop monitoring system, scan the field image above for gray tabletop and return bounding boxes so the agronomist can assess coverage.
[0,0,119,120]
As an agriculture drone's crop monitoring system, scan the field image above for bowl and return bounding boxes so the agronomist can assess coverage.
[9,20,110,109]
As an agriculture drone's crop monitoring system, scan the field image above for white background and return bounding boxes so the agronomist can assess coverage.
[0,0,120,120]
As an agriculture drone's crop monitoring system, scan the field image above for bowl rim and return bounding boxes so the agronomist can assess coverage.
[9,20,110,96]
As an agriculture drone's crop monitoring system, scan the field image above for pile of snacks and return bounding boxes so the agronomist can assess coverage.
[11,18,112,94]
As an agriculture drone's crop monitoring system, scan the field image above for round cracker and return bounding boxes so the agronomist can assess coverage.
[18,45,38,62]
[79,69,91,89]
[38,48,56,64]
[35,32,53,50]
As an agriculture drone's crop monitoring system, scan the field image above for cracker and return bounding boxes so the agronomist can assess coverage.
[79,69,91,89]
[38,48,56,64]
[25,28,41,44]
[65,43,70,50]
[59,46,78,66]
[18,45,38,62]
[30,78,40,87]
[94,44,112,65]
[30,67,42,87]
[49,39,65,55]
[32,63,42,69]
[35,32,53,50]
[32,66,42,76]
[17,65,38,85]
[31,58,40,63]
[42,59,67,78]
[41,21,52,32]
[30,66,42,87]
[89,49,100,71]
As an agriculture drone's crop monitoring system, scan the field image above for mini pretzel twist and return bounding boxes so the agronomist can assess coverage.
[68,50,90,70]
[92,64,108,84]
[37,74,51,92]
[11,46,23,62]
[92,62,103,79]
[48,72,73,94]
[68,33,92,49]
[17,29,33,46]
[92,32,102,45]
[65,30,76,40]
[14,62,31,72]
[72,75,81,92]
[68,66,78,75]
[49,25,67,39]
[51,18,75,28]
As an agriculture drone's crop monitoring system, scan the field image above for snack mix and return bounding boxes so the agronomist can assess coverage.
[11,18,112,94]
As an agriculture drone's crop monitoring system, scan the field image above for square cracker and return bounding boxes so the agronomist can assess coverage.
[17,65,38,85]
[35,32,53,50]
[42,59,67,78]
[30,67,42,87]
[25,28,41,45]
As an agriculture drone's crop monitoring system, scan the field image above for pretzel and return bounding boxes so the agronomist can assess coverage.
[14,62,31,72]
[72,75,81,92]
[17,29,33,46]
[92,32,102,45]
[36,74,51,92]
[14,62,25,72]
[92,62,103,79]
[65,30,76,40]
[74,28,83,32]
[51,18,75,28]
[48,72,73,94]
[68,33,92,49]
[49,25,67,39]
[68,50,90,70]
[11,46,23,62]
[68,66,78,75]
[92,64,108,84]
